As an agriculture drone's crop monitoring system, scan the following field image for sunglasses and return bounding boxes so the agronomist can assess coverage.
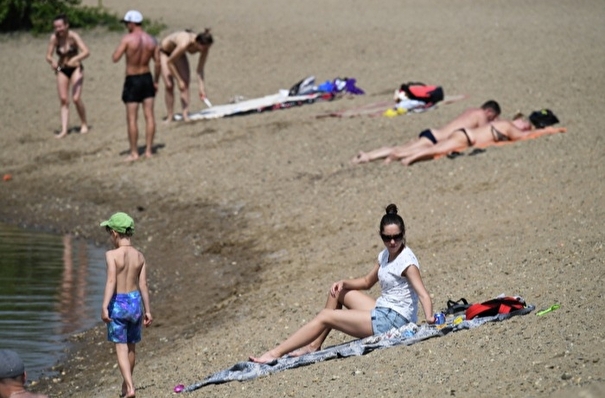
[380,232,403,242]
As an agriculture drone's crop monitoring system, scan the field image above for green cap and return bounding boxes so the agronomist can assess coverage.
[100,212,135,234]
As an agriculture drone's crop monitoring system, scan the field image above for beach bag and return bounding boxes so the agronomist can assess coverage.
[465,296,527,320]
[442,298,471,315]
[529,109,559,128]
[399,82,444,105]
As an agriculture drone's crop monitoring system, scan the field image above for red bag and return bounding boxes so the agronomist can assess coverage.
[399,82,444,105]
[465,296,527,320]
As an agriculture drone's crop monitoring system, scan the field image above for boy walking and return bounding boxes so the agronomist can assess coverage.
[100,212,152,398]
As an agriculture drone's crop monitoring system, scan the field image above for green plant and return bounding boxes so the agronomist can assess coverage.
[0,0,165,34]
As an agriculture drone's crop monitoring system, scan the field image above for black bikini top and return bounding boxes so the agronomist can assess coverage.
[56,41,78,58]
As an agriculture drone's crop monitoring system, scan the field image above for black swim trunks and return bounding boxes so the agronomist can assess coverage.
[122,72,155,103]
[418,129,437,144]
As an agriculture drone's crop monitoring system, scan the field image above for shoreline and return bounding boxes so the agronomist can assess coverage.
[2,0,605,396]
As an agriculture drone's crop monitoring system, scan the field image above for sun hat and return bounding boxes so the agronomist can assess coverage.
[123,10,143,24]
[0,349,24,379]
[100,212,135,234]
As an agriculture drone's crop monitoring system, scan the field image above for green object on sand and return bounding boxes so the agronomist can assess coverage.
[536,304,560,316]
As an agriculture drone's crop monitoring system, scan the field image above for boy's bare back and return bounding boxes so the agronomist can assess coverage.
[106,246,147,294]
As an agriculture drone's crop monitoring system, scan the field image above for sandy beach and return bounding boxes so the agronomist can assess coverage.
[1,0,604,396]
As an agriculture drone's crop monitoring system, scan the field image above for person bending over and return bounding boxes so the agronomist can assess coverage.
[351,100,501,164]
[250,204,434,364]
[159,29,213,122]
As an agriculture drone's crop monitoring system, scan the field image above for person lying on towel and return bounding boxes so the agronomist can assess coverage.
[351,100,501,165]
[398,113,566,166]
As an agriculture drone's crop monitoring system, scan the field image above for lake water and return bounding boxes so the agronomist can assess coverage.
[0,222,107,381]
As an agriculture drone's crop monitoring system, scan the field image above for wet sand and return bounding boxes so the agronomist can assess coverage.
[1,0,604,396]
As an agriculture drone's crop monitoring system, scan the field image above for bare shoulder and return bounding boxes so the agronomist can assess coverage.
[138,249,147,265]
[105,248,119,261]
[69,30,82,41]
[147,32,158,44]
[143,32,158,47]
[122,32,136,44]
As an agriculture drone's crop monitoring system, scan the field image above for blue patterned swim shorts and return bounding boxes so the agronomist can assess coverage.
[107,290,143,344]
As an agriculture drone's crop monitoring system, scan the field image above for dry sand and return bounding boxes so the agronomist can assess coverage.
[1,0,604,397]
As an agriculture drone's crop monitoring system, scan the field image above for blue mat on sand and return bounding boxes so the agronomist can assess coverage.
[179,302,534,393]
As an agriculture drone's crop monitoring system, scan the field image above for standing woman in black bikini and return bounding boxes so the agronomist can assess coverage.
[45,14,90,138]
[159,29,213,122]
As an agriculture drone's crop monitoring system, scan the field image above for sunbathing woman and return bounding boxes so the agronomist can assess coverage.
[250,204,435,364]
[159,29,213,122]
[399,113,567,166]
[45,14,90,138]
[351,100,501,164]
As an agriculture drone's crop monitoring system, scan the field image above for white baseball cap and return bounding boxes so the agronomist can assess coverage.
[123,10,143,24]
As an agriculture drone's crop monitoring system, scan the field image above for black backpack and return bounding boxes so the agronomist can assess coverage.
[529,109,559,128]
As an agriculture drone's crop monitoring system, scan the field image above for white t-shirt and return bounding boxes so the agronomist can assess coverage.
[374,246,419,323]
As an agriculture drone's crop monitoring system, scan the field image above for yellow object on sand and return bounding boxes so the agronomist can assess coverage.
[383,107,407,118]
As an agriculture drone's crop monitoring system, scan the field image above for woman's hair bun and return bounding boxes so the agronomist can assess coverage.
[385,203,398,215]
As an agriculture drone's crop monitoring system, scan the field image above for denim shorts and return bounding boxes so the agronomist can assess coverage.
[371,307,408,334]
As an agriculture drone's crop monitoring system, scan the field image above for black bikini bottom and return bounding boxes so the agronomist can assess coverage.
[58,64,83,79]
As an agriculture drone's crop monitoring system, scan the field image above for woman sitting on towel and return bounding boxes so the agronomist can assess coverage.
[159,29,213,122]
[250,204,435,364]
[45,14,90,138]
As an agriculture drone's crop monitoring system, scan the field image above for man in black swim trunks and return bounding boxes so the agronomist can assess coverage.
[112,10,161,161]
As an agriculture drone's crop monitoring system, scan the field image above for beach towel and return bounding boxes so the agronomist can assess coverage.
[316,94,468,118]
[176,295,534,393]
[174,91,336,121]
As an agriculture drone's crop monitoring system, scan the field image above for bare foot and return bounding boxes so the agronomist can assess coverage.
[124,153,139,162]
[287,345,319,358]
[144,151,153,159]
[162,115,175,124]
[55,131,68,139]
[80,125,89,134]
[124,390,135,398]
[249,352,279,364]
[350,151,370,165]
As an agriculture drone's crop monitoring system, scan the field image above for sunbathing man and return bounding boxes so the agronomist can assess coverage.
[351,100,501,164]
[399,113,567,166]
